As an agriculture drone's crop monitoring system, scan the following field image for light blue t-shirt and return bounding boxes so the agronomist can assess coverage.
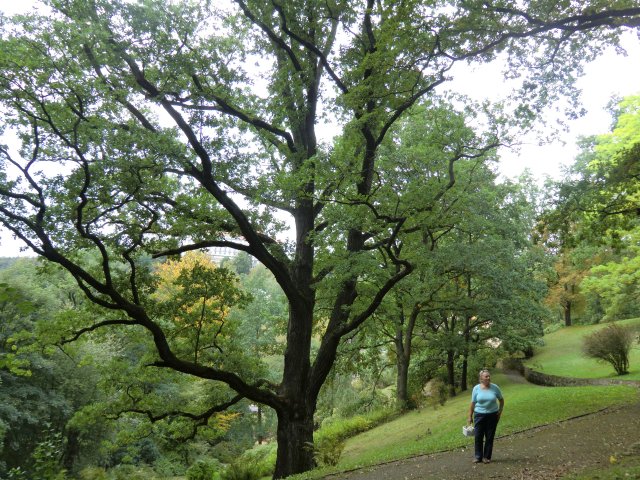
[471,383,503,414]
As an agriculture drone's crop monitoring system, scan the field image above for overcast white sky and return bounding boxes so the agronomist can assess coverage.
[1,3,639,256]
[489,31,640,181]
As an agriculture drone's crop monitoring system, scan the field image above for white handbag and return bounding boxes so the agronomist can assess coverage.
[462,425,475,437]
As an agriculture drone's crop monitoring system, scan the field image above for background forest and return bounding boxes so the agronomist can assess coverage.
[1,1,640,479]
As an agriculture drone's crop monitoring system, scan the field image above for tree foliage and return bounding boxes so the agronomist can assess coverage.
[545,95,640,324]
[581,228,640,321]
[543,247,592,326]
[548,96,640,246]
[152,251,252,364]
[0,259,100,477]
[1,1,640,477]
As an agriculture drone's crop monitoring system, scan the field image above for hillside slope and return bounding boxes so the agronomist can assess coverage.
[525,318,640,380]
[326,396,640,480]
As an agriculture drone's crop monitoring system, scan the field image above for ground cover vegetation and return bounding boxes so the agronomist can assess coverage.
[1,1,640,479]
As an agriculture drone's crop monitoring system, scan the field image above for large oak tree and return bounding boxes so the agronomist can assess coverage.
[1,1,639,477]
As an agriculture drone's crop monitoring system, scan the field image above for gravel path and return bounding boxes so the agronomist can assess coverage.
[325,399,640,479]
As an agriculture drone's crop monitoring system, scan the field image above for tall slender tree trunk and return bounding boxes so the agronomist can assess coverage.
[563,300,572,326]
[460,286,472,392]
[460,346,469,392]
[257,406,264,444]
[395,303,419,409]
[62,428,80,472]
[273,300,316,478]
[395,341,410,409]
[460,352,469,392]
[446,350,456,397]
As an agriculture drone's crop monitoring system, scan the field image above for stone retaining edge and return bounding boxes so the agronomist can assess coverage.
[501,358,640,387]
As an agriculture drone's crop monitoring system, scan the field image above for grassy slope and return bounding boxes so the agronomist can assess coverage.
[292,373,638,478]
[288,320,640,479]
[524,317,640,380]
[337,375,635,470]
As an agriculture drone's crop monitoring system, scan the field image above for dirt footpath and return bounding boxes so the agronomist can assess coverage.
[326,400,640,480]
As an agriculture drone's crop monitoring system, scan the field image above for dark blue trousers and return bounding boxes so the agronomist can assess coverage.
[473,411,499,461]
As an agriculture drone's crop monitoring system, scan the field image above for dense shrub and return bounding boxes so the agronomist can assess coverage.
[308,437,345,466]
[221,462,263,480]
[186,459,222,480]
[6,429,68,480]
[78,467,108,480]
[110,464,159,480]
[583,324,635,375]
[420,378,448,409]
[228,443,276,479]
[317,408,395,443]
[310,408,397,466]
[152,452,187,477]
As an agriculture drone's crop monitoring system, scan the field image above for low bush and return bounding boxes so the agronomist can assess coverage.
[420,378,448,409]
[152,452,187,477]
[309,408,397,468]
[309,437,345,466]
[317,408,396,443]
[221,462,264,480]
[186,459,223,480]
[583,324,635,375]
[78,467,108,480]
[230,442,276,479]
[110,464,159,480]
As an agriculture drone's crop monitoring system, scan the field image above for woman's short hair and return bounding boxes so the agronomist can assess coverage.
[478,368,490,379]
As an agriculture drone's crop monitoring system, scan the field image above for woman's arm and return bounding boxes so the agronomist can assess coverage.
[497,398,504,418]
[468,402,475,424]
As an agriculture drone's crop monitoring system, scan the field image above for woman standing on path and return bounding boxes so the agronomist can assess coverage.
[468,368,504,464]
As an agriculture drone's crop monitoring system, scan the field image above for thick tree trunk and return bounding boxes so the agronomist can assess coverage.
[273,407,316,479]
[275,303,314,478]
[274,203,317,478]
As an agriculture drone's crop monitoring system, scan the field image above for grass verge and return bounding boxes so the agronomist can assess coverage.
[561,453,640,479]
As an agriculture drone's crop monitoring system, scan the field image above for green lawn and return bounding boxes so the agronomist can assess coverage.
[524,318,640,380]
[562,454,640,479]
[290,372,638,479]
[283,320,640,480]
